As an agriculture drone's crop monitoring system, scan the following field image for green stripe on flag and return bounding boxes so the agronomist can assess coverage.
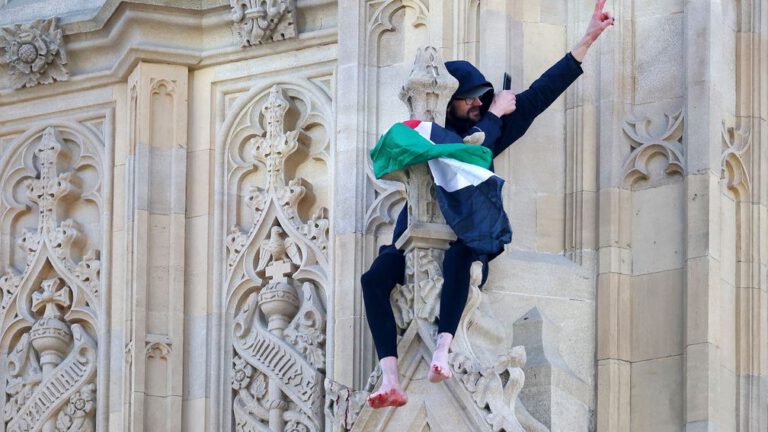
[370,123,493,179]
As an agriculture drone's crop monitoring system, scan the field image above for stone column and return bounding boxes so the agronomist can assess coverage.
[123,62,187,432]
[392,46,458,332]
[683,2,735,430]
[594,0,634,428]
[734,1,768,429]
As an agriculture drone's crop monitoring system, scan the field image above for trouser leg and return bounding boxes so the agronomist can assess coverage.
[361,251,405,359]
[437,241,475,336]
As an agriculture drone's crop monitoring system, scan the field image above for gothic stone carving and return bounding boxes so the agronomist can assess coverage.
[449,263,545,432]
[231,0,297,47]
[0,18,69,89]
[393,46,459,231]
[225,85,330,431]
[399,46,458,124]
[0,126,102,432]
[720,121,752,198]
[622,110,685,187]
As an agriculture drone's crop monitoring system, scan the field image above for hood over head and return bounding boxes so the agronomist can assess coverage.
[444,60,496,132]
[445,60,495,103]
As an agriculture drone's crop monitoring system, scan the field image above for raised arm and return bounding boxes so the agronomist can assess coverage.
[486,0,615,157]
[571,0,615,62]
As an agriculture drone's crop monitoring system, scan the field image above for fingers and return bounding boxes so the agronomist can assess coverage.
[594,0,607,14]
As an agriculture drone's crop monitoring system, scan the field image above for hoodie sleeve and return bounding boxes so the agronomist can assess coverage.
[492,52,583,157]
[472,112,503,152]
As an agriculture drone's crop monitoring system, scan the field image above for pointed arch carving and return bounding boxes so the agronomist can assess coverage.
[456,0,481,63]
[219,82,331,431]
[364,168,405,235]
[367,0,428,37]
[363,0,430,237]
[0,122,104,432]
[622,110,685,188]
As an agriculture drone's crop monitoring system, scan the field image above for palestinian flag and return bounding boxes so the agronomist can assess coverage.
[370,121,512,256]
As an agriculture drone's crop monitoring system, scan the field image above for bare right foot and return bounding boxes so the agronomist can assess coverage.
[428,332,454,383]
[367,356,408,409]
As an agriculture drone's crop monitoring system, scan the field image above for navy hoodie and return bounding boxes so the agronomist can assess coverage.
[385,52,584,257]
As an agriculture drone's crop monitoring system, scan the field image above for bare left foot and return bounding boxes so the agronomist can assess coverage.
[367,386,408,409]
[428,333,453,383]
[367,356,408,408]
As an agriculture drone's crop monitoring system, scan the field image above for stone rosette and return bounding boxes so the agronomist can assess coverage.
[0,17,69,89]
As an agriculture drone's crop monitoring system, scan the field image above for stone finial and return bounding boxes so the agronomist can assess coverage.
[399,46,458,124]
[24,128,76,233]
[0,17,69,89]
[393,46,457,251]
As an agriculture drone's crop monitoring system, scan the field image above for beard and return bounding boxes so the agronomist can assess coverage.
[467,107,482,121]
[446,102,478,134]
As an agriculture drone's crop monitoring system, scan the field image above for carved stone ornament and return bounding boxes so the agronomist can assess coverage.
[223,84,331,431]
[231,0,297,47]
[720,121,752,198]
[399,46,459,125]
[622,110,685,187]
[224,85,330,273]
[450,264,548,432]
[0,17,69,89]
[0,126,103,432]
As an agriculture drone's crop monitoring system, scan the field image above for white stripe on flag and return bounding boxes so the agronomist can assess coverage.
[412,121,433,140]
[407,120,497,192]
[428,158,495,192]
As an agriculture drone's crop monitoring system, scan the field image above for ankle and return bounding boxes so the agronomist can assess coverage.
[379,357,401,382]
[435,332,453,351]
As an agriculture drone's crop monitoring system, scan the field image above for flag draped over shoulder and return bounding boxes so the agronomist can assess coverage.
[370,120,512,257]
[370,122,492,178]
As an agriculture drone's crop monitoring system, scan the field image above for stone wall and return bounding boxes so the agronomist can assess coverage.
[0,0,765,431]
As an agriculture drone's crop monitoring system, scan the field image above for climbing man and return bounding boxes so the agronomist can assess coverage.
[362,0,615,408]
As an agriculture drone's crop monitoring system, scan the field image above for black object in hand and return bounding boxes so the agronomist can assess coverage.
[503,73,511,91]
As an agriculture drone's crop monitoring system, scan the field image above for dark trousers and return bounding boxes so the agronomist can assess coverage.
[361,241,488,359]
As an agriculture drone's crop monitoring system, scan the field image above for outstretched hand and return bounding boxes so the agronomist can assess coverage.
[585,0,615,43]
[571,0,615,62]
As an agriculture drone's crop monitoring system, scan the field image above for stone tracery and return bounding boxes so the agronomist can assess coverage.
[224,84,330,431]
[622,110,685,187]
[0,125,102,432]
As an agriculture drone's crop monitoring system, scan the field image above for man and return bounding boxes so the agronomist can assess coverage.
[363,1,615,409]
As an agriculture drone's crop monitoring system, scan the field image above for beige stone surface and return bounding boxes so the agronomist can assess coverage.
[629,269,684,362]
[630,355,684,432]
[0,0,765,431]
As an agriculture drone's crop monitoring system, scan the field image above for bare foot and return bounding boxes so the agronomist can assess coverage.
[428,333,453,383]
[367,357,408,408]
[367,385,408,409]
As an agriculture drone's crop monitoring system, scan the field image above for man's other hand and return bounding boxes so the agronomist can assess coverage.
[489,91,517,118]
[571,0,615,62]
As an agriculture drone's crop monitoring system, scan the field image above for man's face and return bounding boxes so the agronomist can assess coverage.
[451,96,483,122]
